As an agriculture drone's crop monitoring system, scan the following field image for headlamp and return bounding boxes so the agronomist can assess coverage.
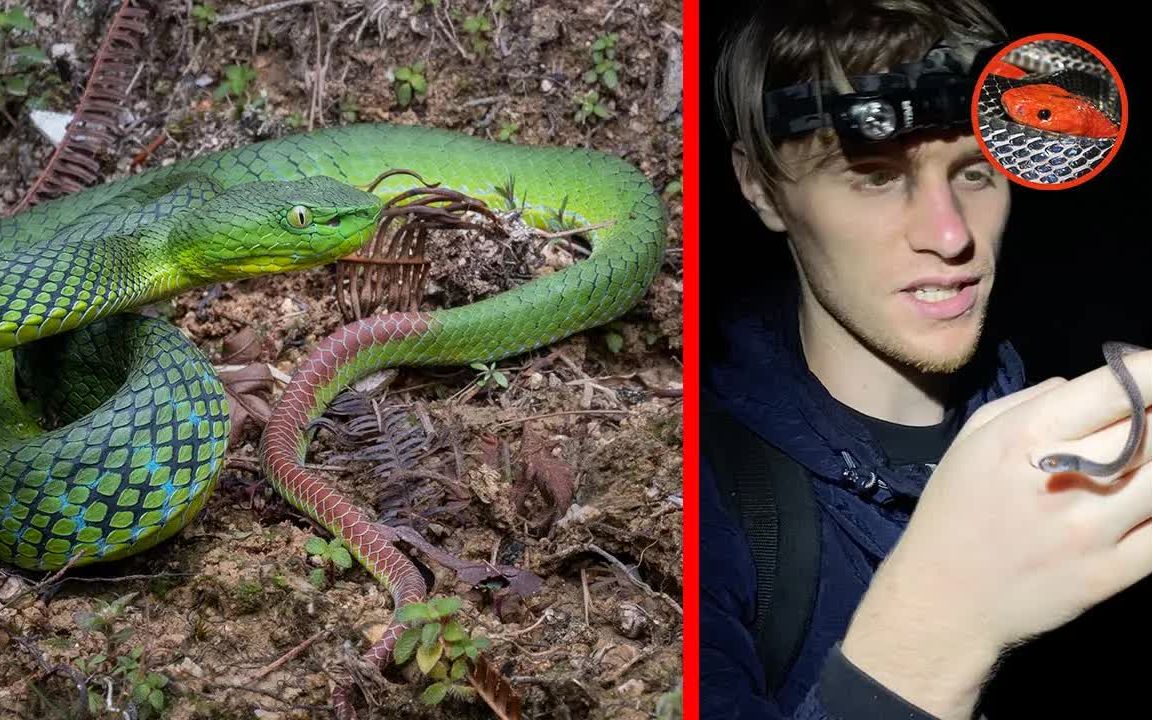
[763,37,1009,143]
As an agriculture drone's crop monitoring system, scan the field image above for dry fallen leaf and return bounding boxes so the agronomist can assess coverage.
[217,363,277,445]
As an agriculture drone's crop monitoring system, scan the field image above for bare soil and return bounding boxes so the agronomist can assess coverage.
[0,1,683,719]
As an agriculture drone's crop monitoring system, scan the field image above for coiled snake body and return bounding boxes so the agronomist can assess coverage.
[0,122,666,712]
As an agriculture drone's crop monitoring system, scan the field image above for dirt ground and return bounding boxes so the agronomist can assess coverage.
[0,1,683,719]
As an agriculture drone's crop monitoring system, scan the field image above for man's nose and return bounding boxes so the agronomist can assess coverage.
[906,179,972,258]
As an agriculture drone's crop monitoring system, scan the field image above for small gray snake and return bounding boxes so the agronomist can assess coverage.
[1037,342,1147,478]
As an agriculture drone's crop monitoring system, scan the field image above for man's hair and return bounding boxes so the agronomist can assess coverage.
[714,0,1007,195]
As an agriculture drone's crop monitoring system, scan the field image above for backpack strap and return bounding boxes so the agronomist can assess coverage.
[700,387,822,696]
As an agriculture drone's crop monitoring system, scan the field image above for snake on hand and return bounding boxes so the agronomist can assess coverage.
[0,122,666,712]
[1036,342,1148,479]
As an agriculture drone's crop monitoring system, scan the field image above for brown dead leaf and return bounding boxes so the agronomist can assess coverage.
[514,425,576,532]
[217,363,277,445]
[221,327,264,364]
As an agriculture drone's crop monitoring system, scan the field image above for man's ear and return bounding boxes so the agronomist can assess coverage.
[732,142,787,233]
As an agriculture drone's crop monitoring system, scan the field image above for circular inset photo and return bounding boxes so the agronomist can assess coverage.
[972,33,1126,189]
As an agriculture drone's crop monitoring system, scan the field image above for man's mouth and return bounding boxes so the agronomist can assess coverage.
[901,277,981,320]
[910,285,964,303]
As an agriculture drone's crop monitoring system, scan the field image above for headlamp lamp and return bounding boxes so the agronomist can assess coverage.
[764,37,1009,143]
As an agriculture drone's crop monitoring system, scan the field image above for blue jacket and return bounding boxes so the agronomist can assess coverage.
[700,280,1027,719]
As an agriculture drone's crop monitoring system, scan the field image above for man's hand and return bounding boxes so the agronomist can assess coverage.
[841,348,1152,720]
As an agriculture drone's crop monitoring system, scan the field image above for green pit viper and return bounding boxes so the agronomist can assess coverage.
[0,122,666,714]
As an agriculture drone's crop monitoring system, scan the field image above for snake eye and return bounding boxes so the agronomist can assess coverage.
[288,205,312,228]
[1037,108,1052,121]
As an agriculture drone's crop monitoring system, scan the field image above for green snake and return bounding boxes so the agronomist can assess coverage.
[0,122,666,711]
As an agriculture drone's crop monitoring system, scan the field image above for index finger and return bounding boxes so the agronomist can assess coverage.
[1025,344,1152,445]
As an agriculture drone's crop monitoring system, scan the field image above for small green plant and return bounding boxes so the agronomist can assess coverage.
[129,668,170,715]
[306,534,353,588]
[75,591,137,643]
[583,32,622,90]
[394,597,491,705]
[471,362,508,390]
[72,594,172,718]
[656,681,683,720]
[78,646,167,717]
[213,63,257,106]
[494,174,528,212]
[339,96,359,123]
[497,121,519,142]
[574,89,612,124]
[285,110,305,128]
[190,2,217,29]
[462,14,492,55]
[394,62,427,107]
[604,330,624,354]
[0,6,50,101]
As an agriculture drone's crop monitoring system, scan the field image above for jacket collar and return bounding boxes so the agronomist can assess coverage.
[705,277,1027,506]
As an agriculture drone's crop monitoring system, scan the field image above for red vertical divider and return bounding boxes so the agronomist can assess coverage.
[681,0,700,717]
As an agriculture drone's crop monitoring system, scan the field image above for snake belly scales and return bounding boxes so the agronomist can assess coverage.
[0,122,666,669]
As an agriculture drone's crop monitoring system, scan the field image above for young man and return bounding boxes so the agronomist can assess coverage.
[701,2,1152,719]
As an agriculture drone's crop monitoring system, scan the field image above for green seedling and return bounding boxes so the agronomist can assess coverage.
[306,535,353,588]
[394,597,491,705]
[394,62,427,107]
[575,89,612,124]
[497,121,519,142]
[0,6,51,101]
[471,362,509,390]
[213,63,257,103]
[191,2,217,29]
[462,14,492,55]
[583,33,622,90]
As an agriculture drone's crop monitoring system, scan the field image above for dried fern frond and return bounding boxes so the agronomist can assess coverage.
[468,653,521,720]
[12,0,151,214]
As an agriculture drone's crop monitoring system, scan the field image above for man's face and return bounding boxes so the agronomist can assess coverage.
[740,129,1010,374]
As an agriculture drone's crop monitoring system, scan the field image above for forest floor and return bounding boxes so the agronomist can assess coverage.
[0,0,683,718]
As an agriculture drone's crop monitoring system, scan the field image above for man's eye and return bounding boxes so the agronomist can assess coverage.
[959,165,995,188]
[852,166,901,188]
[864,169,899,186]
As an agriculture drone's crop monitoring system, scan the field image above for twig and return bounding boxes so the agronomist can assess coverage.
[196,679,326,706]
[602,645,659,684]
[484,608,550,640]
[1,553,83,607]
[463,95,508,107]
[581,568,591,625]
[226,456,263,473]
[490,409,632,429]
[215,0,317,24]
[432,1,473,62]
[585,543,682,616]
[530,220,616,239]
[602,0,628,24]
[251,628,330,680]
[130,131,168,169]
[13,634,89,712]
[302,463,354,472]
[308,5,323,131]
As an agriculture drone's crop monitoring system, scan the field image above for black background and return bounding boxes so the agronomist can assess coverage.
[700,3,1152,717]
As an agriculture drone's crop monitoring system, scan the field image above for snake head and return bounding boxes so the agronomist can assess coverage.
[171,175,383,280]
